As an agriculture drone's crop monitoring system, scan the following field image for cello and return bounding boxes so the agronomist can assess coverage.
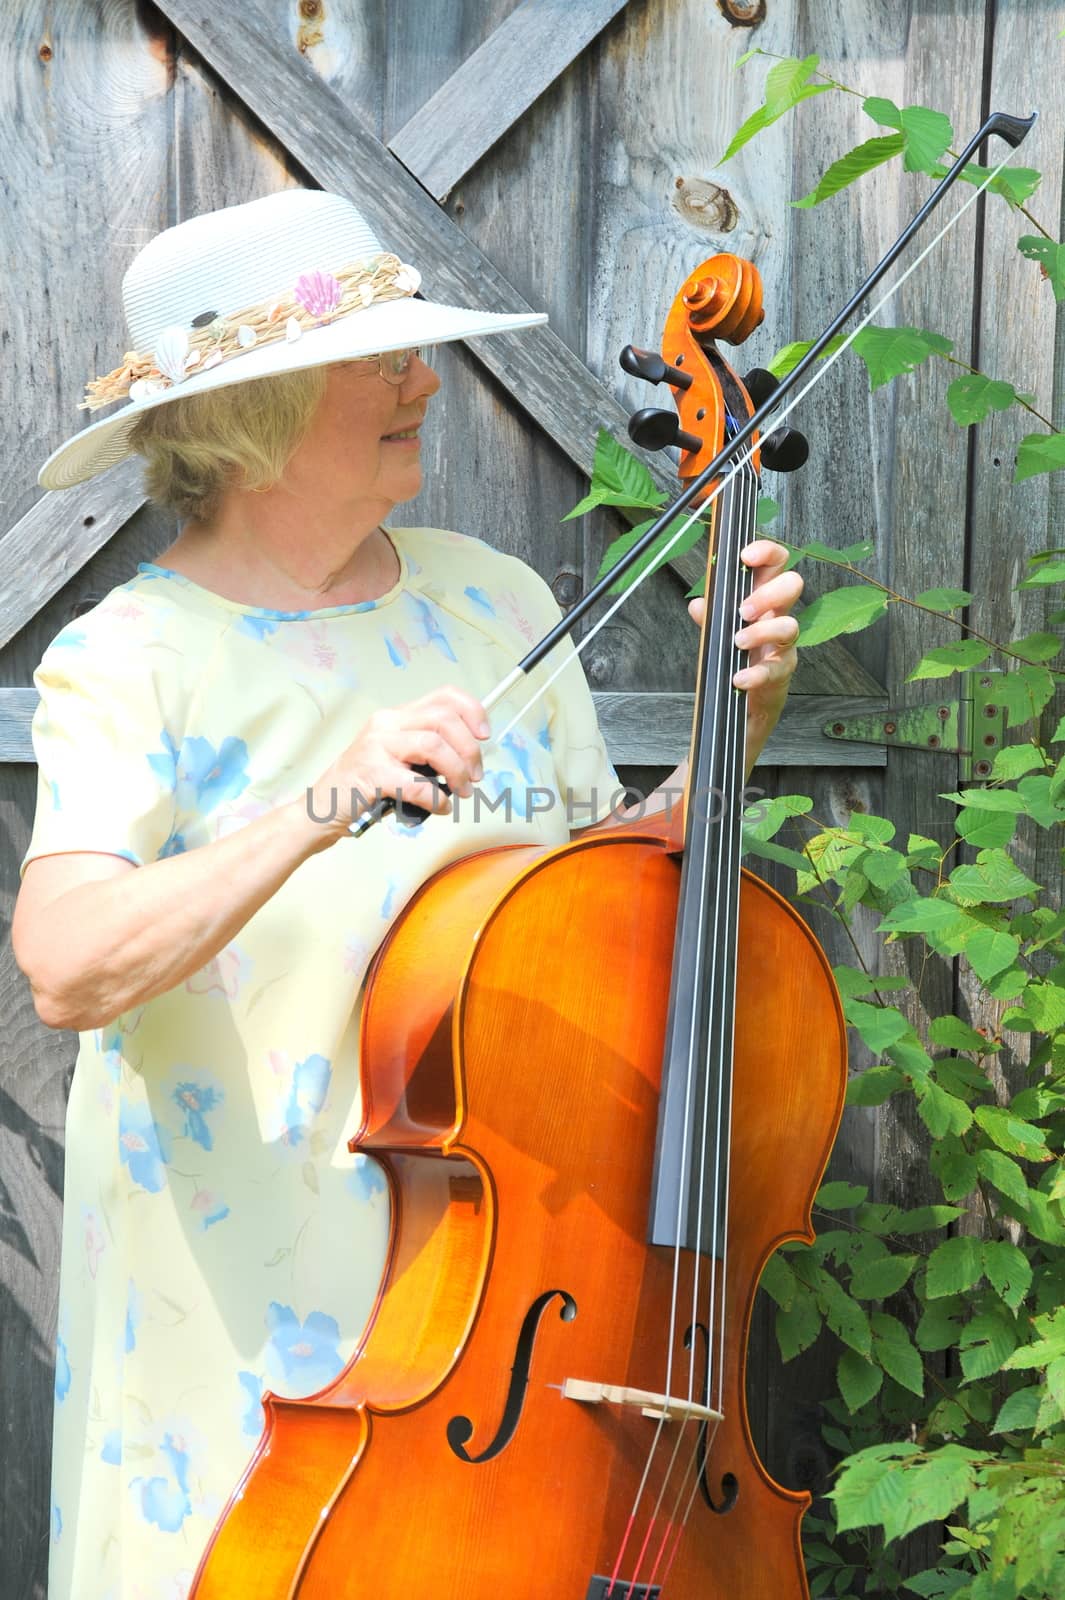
[189,249,847,1599]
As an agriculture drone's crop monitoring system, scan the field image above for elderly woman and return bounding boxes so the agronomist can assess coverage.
[13,189,801,1599]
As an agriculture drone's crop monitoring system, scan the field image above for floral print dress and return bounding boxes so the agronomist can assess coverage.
[22,526,619,1600]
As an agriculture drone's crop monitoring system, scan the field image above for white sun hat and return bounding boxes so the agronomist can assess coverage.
[38,188,547,492]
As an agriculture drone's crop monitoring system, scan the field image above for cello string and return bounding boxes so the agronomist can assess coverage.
[487,138,1022,754]
[645,1418,727,1595]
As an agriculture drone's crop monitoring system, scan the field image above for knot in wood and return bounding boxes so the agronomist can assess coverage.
[717,0,767,25]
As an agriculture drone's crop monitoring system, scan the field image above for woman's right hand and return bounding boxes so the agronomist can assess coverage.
[307,684,491,835]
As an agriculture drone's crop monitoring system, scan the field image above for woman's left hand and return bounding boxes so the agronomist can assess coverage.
[687,539,803,767]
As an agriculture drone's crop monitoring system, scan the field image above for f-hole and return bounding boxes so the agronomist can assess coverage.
[446,1289,577,1464]
[685,1320,739,1514]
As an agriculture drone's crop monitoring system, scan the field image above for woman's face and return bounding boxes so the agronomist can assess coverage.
[280,350,441,524]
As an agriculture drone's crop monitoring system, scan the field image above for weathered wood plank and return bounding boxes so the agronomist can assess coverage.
[0,459,146,653]
[0,5,177,1594]
[0,686,887,767]
[388,0,584,638]
[388,0,633,200]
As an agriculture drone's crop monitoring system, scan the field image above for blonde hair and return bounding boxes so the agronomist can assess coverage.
[127,366,328,522]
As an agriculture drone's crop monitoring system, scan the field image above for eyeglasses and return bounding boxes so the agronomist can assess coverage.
[343,347,424,386]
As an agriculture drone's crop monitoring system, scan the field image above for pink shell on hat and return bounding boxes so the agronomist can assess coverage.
[293,269,342,321]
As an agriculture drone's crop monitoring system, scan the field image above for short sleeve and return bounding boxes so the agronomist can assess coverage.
[21,635,177,880]
[509,566,622,829]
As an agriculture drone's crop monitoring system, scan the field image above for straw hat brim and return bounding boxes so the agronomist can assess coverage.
[38,295,547,491]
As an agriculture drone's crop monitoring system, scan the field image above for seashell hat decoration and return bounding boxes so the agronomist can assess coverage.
[39,189,547,492]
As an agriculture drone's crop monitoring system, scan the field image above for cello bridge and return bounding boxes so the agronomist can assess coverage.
[562,1377,723,1425]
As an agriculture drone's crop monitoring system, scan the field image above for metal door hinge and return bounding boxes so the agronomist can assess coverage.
[823,670,1006,781]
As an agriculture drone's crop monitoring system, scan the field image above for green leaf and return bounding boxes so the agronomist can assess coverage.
[1017,235,1065,301]
[846,1065,906,1106]
[565,429,661,519]
[930,1141,979,1201]
[958,1307,1019,1379]
[816,1180,870,1210]
[776,1284,823,1360]
[877,898,963,935]
[766,335,848,380]
[788,538,875,567]
[896,106,954,173]
[902,1568,970,1597]
[907,833,944,868]
[964,928,1021,983]
[1020,980,1065,1033]
[931,161,1042,206]
[917,1296,967,1353]
[946,373,1021,427]
[982,1240,1033,1311]
[817,1272,873,1357]
[992,1385,1042,1433]
[941,788,1026,814]
[742,835,810,873]
[956,804,1017,849]
[759,1250,797,1310]
[719,53,835,164]
[1015,431,1065,484]
[837,1349,884,1413]
[1017,770,1065,822]
[989,744,1046,780]
[829,1442,922,1534]
[843,999,912,1053]
[891,1205,964,1235]
[948,849,1040,905]
[914,587,973,611]
[863,98,954,172]
[1017,559,1065,589]
[832,966,911,998]
[926,1235,985,1298]
[863,847,908,888]
[797,585,888,646]
[794,134,905,209]
[975,1149,1031,1209]
[848,814,896,843]
[870,1312,925,1396]
[972,1104,1050,1161]
[851,326,953,392]
[916,1080,973,1138]
[756,495,779,527]
[595,514,702,593]
[742,792,813,841]
[1011,630,1063,662]
[907,639,991,680]
[850,1253,919,1301]
[928,1015,988,1051]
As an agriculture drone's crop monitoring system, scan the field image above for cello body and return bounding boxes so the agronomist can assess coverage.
[191,814,846,1599]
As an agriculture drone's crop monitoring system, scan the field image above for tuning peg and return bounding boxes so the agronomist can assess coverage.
[628,408,703,454]
[620,345,693,391]
[759,427,809,474]
[742,367,779,408]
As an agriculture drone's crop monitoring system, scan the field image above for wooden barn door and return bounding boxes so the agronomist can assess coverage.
[2,1,1060,1594]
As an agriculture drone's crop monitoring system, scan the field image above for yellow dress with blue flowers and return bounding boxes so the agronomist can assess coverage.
[21,526,619,1600]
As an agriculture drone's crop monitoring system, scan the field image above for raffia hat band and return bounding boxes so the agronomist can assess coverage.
[81,253,421,413]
